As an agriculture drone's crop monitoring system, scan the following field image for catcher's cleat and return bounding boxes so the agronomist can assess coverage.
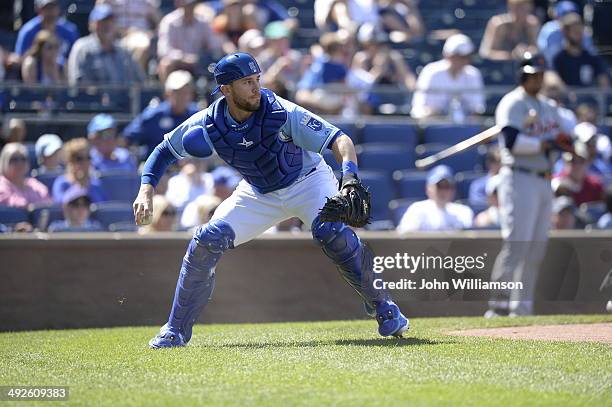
[148,324,187,349]
[375,301,409,337]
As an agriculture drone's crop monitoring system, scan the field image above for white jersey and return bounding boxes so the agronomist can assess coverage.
[495,87,571,172]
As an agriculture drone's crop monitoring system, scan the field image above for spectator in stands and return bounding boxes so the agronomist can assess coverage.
[551,196,577,230]
[211,166,241,200]
[237,29,266,58]
[87,114,137,172]
[98,0,161,70]
[180,194,222,230]
[158,0,233,81]
[474,174,501,229]
[553,12,609,88]
[48,186,104,232]
[397,165,474,232]
[537,1,595,67]
[212,0,262,45]
[314,0,379,32]
[353,24,416,113]
[552,145,604,205]
[377,0,425,43]
[165,159,213,212]
[411,34,484,120]
[21,30,64,84]
[296,31,368,115]
[596,185,612,229]
[575,104,611,163]
[33,133,63,175]
[259,21,306,89]
[479,0,540,61]
[14,0,78,67]
[139,194,178,233]
[52,138,107,203]
[469,146,501,208]
[123,70,199,157]
[0,142,52,208]
[1,119,27,151]
[553,122,611,176]
[67,4,144,85]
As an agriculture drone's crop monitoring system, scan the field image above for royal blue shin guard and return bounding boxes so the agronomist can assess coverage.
[312,217,389,310]
[166,220,235,342]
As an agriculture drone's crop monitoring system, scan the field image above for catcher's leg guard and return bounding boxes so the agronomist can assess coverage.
[312,216,389,310]
[164,220,235,344]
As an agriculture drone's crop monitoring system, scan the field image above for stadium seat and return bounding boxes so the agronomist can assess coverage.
[98,172,141,202]
[0,206,29,226]
[388,198,420,227]
[362,124,418,146]
[29,204,64,231]
[416,143,484,173]
[331,121,360,144]
[359,170,395,222]
[91,202,135,229]
[356,143,416,174]
[24,142,38,170]
[393,169,428,199]
[578,201,607,224]
[454,171,485,200]
[423,124,482,145]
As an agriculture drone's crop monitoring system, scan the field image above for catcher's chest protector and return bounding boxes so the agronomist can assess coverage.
[206,89,304,193]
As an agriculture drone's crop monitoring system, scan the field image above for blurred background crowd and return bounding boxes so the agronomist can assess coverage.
[0,0,610,234]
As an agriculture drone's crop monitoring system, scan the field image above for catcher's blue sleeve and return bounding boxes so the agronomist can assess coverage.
[277,96,342,154]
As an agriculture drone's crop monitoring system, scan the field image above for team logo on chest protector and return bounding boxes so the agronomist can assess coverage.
[238,137,254,148]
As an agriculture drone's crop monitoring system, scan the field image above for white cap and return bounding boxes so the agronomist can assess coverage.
[573,122,599,143]
[443,34,474,57]
[238,29,265,51]
[35,133,63,160]
[165,70,193,91]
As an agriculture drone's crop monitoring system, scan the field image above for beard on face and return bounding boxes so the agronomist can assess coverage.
[233,92,261,112]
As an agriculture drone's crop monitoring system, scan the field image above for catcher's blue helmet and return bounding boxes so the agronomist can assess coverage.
[211,52,261,95]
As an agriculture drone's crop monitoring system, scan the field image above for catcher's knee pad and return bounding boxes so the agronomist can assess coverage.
[312,216,388,306]
[167,220,235,342]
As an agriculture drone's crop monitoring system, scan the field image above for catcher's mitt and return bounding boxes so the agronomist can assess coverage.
[319,174,371,227]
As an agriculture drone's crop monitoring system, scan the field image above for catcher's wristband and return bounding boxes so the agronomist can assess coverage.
[341,160,359,177]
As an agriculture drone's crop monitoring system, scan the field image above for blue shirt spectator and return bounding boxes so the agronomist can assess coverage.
[66,4,144,85]
[469,147,501,207]
[15,0,79,66]
[48,185,104,232]
[87,114,137,172]
[123,70,199,157]
[52,174,107,203]
[537,1,594,67]
[51,137,107,204]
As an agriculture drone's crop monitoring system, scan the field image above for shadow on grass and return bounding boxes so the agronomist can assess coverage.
[205,337,449,349]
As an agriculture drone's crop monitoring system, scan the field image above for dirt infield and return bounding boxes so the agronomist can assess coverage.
[447,323,612,344]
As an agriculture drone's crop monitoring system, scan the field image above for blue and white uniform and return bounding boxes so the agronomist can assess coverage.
[144,53,408,348]
[162,89,340,244]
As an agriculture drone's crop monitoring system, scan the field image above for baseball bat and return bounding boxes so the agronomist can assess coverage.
[415,125,500,169]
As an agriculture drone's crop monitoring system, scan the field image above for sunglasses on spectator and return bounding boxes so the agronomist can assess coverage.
[436,181,455,190]
[71,154,90,163]
[68,198,90,208]
[9,155,28,164]
[44,43,59,50]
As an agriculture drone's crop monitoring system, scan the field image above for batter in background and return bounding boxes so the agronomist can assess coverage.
[486,52,575,317]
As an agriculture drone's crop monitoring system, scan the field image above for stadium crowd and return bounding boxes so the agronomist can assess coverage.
[0,0,610,233]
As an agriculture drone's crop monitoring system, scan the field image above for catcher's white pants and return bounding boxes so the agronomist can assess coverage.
[210,160,339,246]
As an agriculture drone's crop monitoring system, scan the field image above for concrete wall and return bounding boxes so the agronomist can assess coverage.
[1,231,611,331]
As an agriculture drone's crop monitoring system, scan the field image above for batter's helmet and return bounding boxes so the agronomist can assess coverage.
[518,52,546,82]
[211,52,261,95]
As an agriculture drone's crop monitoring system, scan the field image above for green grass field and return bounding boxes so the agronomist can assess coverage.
[1,315,611,406]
